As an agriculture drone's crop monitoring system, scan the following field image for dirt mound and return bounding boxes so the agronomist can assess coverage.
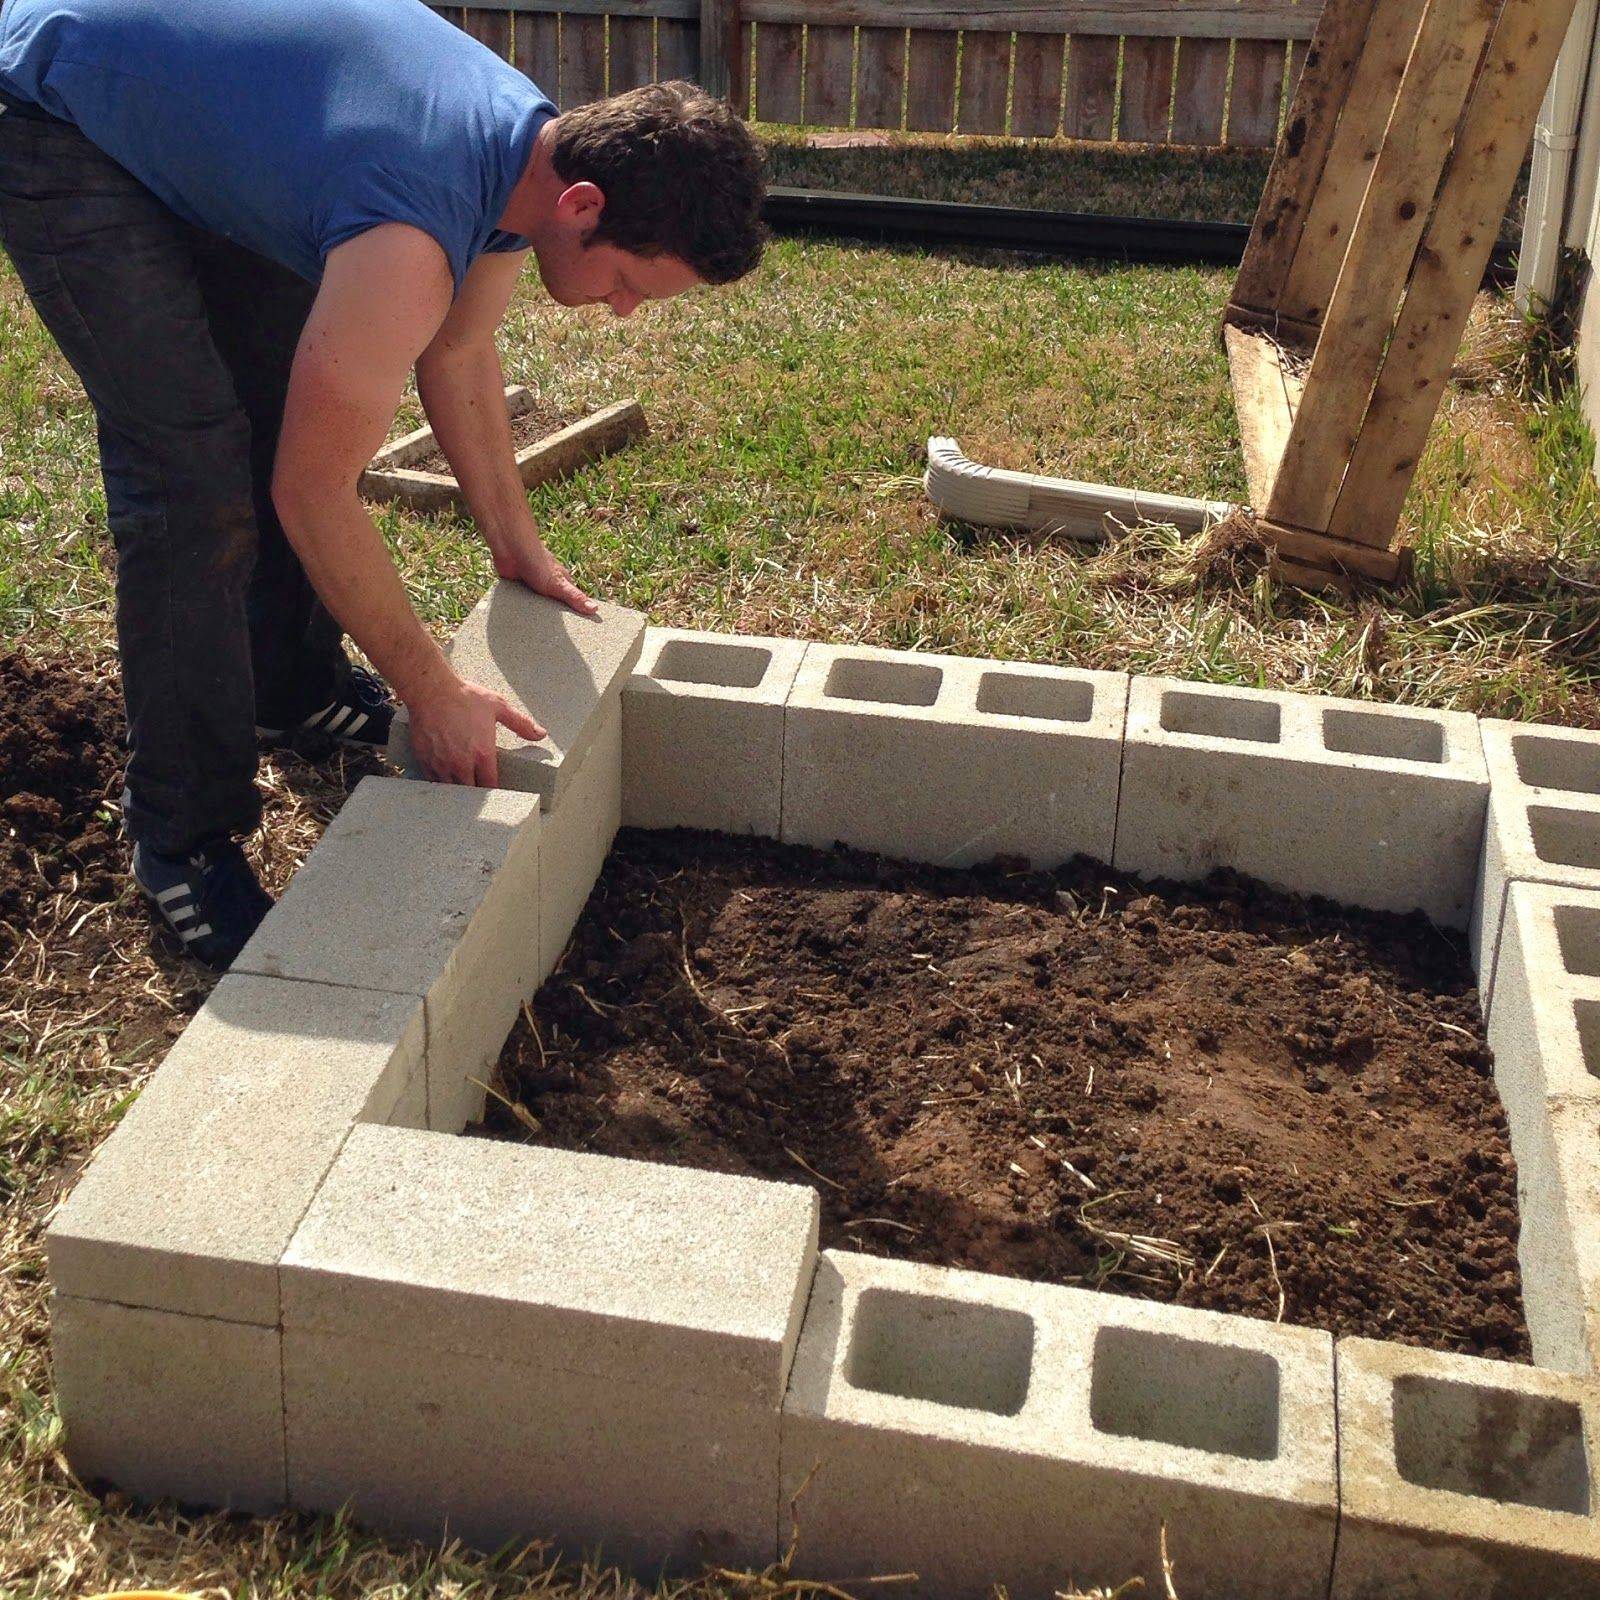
[487,828,1528,1359]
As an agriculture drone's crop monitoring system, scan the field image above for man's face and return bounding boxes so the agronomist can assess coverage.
[533,184,704,317]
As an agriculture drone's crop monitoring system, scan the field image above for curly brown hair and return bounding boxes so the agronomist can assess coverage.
[549,81,768,284]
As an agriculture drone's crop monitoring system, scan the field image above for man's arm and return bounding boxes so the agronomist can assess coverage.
[415,249,596,615]
[271,224,544,786]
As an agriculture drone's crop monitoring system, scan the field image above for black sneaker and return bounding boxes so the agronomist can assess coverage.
[256,665,395,751]
[131,839,273,970]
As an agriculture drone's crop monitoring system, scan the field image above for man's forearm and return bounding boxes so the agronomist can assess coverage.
[415,339,538,554]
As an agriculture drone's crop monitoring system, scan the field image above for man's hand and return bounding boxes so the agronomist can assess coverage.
[408,671,546,787]
[493,532,599,616]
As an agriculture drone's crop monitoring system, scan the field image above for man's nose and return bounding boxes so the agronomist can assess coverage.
[610,292,642,318]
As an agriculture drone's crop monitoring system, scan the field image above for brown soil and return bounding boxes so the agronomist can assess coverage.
[485,828,1529,1359]
[409,402,576,476]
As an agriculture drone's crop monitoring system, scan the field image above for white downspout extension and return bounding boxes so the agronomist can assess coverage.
[1516,0,1599,314]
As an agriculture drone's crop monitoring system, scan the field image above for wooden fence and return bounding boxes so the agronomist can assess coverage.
[433,0,1315,146]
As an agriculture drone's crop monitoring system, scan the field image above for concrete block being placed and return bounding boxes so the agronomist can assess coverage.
[623,629,808,836]
[52,1295,286,1512]
[45,974,424,1326]
[232,777,541,1136]
[388,584,645,805]
[1333,1338,1600,1599]
[282,1125,818,1565]
[782,645,1128,868]
[538,703,621,984]
[1472,720,1600,1008]
[781,1251,1338,1600]
[1115,679,1487,926]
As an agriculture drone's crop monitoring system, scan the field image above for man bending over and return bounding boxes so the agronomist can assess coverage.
[0,0,764,966]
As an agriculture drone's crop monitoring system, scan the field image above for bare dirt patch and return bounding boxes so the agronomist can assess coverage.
[409,401,577,476]
[485,828,1528,1360]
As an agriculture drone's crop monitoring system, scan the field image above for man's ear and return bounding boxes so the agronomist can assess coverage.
[554,180,605,236]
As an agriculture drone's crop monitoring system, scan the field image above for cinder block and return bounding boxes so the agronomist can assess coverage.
[282,1125,818,1565]
[782,645,1128,868]
[388,583,645,805]
[781,1251,1338,1600]
[537,701,621,984]
[52,1294,286,1512]
[1333,1338,1600,1599]
[45,974,424,1325]
[622,628,808,836]
[1472,720,1600,1008]
[232,777,541,1136]
[1115,679,1487,925]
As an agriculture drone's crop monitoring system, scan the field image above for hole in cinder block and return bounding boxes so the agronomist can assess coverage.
[1159,690,1280,745]
[653,637,771,690]
[1513,734,1600,796]
[1528,807,1600,872]
[976,671,1093,724]
[1322,708,1444,764]
[825,657,942,708]
[1554,906,1600,979]
[1090,1325,1280,1460]
[845,1288,1034,1414]
[1572,999,1600,1080]
[1392,1373,1592,1513]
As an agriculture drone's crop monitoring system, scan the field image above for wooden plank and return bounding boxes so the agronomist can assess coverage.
[1264,522,1411,584]
[608,14,657,89]
[1064,33,1118,139]
[1169,36,1228,145]
[1231,0,1379,311]
[756,21,806,119]
[1286,35,1307,97]
[1277,0,1429,325]
[1227,38,1285,145]
[701,0,744,98]
[514,11,561,87]
[656,15,701,76]
[560,13,608,103]
[805,23,856,124]
[957,28,1011,131]
[710,0,1320,32]
[739,22,756,110]
[1223,323,1304,506]
[1266,0,1503,536]
[1010,31,1066,135]
[1328,0,1581,549]
[450,0,695,14]
[1118,34,1174,141]
[855,26,908,128]
[462,8,513,56]
[430,7,465,25]
[905,28,959,126]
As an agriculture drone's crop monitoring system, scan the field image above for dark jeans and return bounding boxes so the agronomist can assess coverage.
[0,103,348,854]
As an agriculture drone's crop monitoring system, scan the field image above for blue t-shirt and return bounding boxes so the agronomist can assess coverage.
[0,0,556,293]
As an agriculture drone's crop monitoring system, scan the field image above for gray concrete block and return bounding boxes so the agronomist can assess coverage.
[52,1294,286,1512]
[285,1328,780,1572]
[781,1251,1337,1600]
[622,628,808,836]
[232,777,541,1136]
[1473,719,1600,1009]
[1115,678,1488,926]
[537,702,620,985]
[1333,1338,1600,1599]
[388,584,645,805]
[782,645,1128,868]
[282,1124,819,1404]
[45,975,424,1325]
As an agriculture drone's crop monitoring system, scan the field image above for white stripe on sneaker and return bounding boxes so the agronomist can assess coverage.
[323,705,352,735]
[179,922,213,943]
[301,702,336,731]
[168,904,196,925]
[155,884,193,907]
[341,711,369,738]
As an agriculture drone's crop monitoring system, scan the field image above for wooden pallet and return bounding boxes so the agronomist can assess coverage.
[1224,0,1578,590]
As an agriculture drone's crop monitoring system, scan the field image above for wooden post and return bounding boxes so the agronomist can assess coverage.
[700,0,745,101]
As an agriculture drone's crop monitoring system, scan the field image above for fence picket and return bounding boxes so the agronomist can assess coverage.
[855,26,907,128]
[514,12,562,88]
[1118,33,1173,140]
[1228,37,1285,144]
[957,29,1011,131]
[1064,33,1117,138]
[755,20,806,119]
[609,14,656,88]
[463,8,513,54]
[1168,35,1227,142]
[1010,30,1065,135]
[561,13,608,101]
[656,16,702,75]
[905,28,958,127]
[805,23,856,124]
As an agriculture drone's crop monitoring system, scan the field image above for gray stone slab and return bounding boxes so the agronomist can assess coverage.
[1115,678,1488,926]
[53,1294,286,1513]
[388,583,645,805]
[45,974,424,1325]
[782,645,1128,868]
[781,1251,1338,1600]
[623,628,808,837]
[1333,1338,1600,1598]
[282,1125,819,1405]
